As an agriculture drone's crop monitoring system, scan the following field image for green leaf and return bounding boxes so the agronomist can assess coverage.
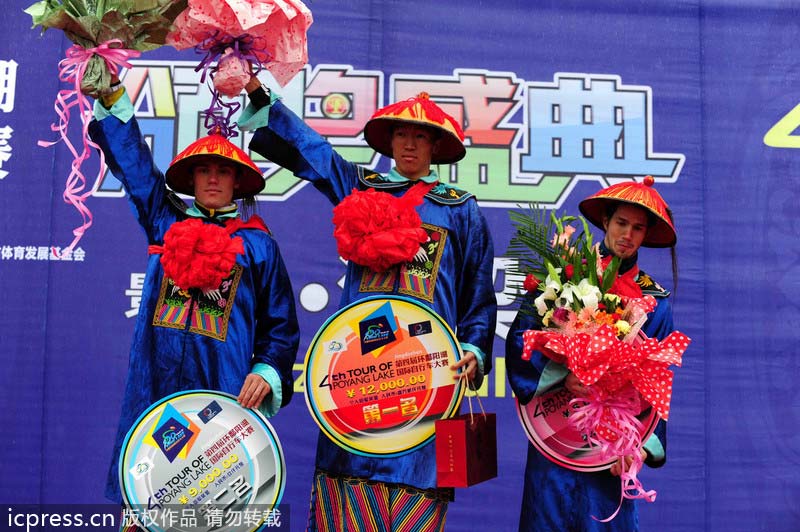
[25,2,69,31]
[63,0,89,17]
[550,211,563,234]
[26,0,186,50]
[24,1,50,25]
[545,261,562,288]
[587,246,598,286]
[132,0,159,12]
[580,216,593,248]
[601,256,621,292]
[159,0,187,20]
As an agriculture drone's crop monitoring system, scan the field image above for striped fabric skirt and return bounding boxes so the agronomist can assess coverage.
[308,470,453,532]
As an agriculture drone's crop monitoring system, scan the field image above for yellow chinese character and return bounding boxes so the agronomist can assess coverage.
[400,397,418,417]
[362,404,381,424]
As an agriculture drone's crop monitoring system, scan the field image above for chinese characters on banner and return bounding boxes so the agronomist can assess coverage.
[0,59,17,180]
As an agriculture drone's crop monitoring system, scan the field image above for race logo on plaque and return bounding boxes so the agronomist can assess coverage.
[305,296,465,457]
[119,390,286,531]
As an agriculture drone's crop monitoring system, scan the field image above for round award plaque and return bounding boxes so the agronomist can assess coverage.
[517,386,660,472]
[119,390,285,532]
[304,296,465,457]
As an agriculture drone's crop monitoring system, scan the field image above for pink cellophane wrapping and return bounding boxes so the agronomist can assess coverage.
[214,49,252,97]
[167,0,313,87]
[521,310,690,518]
[521,296,690,421]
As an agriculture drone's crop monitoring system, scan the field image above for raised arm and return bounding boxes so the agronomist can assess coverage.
[240,78,363,205]
[88,90,173,242]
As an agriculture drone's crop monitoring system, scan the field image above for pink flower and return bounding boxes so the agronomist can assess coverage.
[551,224,577,249]
[523,274,540,293]
[218,298,227,308]
[577,307,597,326]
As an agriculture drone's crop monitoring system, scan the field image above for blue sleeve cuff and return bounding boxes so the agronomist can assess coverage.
[251,363,283,418]
[238,91,282,131]
[643,432,666,462]
[460,342,487,389]
[534,360,569,397]
[93,90,134,123]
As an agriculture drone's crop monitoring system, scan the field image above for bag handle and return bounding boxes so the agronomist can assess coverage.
[462,375,488,425]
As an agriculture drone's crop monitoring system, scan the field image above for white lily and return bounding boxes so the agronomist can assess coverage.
[565,278,601,311]
[555,282,575,308]
[534,268,562,315]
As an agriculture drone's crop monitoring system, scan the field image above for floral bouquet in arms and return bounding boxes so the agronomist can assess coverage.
[166,0,312,136]
[507,205,690,518]
[26,0,188,94]
[25,0,188,252]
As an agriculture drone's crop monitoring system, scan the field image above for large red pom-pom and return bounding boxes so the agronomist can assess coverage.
[332,183,431,272]
[155,219,244,291]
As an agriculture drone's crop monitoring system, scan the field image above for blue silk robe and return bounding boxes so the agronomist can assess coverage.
[246,99,497,491]
[506,264,673,532]
[89,114,300,503]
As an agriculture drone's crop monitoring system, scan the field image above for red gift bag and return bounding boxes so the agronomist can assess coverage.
[435,410,498,488]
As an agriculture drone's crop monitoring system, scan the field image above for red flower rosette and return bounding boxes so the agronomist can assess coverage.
[148,218,245,291]
[332,182,433,272]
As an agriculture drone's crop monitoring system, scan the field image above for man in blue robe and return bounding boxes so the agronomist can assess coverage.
[87,81,300,505]
[506,179,678,532]
[239,77,497,531]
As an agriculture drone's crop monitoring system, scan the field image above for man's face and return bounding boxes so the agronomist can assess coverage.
[390,124,438,181]
[602,203,649,259]
[192,157,238,209]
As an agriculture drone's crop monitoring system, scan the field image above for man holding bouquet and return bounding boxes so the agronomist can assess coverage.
[85,79,300,509]
[506,177,678,532]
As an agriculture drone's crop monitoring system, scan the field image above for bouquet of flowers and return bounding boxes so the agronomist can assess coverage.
[26,0,187,94]
[164,0,311,139]
[508,205,690,517]
[166,0,312,93]
[26,0,187,252]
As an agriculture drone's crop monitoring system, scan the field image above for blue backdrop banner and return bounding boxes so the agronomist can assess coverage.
[1,1,797,531]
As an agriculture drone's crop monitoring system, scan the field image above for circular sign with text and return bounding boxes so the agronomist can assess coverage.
[120,390,285,532]
[517,387,660,472]
[305,296,464,457]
